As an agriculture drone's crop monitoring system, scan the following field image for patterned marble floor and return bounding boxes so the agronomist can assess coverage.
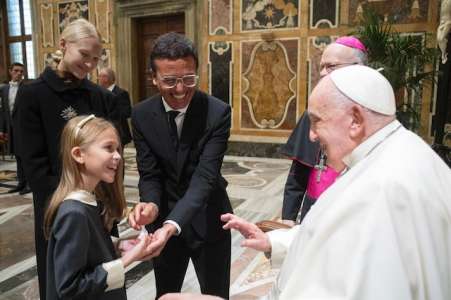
[0,148,290,299]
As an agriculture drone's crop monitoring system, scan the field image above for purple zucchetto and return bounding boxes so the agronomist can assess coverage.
[335,36,367,53]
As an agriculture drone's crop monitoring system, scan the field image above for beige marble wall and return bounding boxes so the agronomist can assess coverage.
[31,0,440,143]
[35,0,114,82]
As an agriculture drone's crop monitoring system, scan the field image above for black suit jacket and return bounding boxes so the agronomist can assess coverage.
[132,90,232,242]
[0,82,23,154]
[111,85,132,145]
[16,67,117,195]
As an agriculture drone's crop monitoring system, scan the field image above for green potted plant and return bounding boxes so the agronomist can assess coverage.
[355,9,439,131]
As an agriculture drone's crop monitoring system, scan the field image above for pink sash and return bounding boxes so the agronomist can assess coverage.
[306,166,339,199]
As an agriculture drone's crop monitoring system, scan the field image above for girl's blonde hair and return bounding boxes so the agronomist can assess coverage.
[52,18,102,64]
[44,116,126,238]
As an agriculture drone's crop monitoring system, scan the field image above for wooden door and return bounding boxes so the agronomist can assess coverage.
[136,14,185,101]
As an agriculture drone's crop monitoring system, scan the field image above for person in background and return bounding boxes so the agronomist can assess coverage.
[222,65,451,299]
[129,32,232,299]
[15,18,117,299]
[98,67,133,149]
[0,62,30,194]
[281,36,368,226]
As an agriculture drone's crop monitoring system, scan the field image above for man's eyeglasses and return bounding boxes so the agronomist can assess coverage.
[321,62,359,73]
[157,74,199,89]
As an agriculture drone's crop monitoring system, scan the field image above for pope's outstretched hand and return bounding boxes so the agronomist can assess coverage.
[221,213,271,252]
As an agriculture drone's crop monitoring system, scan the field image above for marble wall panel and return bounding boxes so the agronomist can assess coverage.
[307,36,334,95]
[241,40,298,130]
[97,48,111,71]
[40,3,54,47]
[209,0,232,35]
[241,0,299,31]
[58,0,89,33]
[350,0,428,25]
[310,0,339,28]
[95,0,110,43]
[209,41,233,105]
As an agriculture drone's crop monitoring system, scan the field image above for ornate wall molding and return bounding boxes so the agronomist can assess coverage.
[95,0,110,43]
[115,0,197,104]
[40,3,54,47]
[208,41,233,106]
[310,0,339,28]
[241,40,297,129]
[209,0,232,35]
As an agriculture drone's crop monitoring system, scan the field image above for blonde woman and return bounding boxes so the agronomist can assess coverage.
[15,18,117,299]
[45,116,151,299]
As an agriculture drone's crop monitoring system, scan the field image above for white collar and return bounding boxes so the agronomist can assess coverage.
[107,84,115,92]
[342,120,402,169]
[161,97,188,114]
[64,190,97,206]
[9,81,19,86]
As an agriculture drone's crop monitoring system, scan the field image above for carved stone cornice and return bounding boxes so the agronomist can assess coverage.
[115,0,194,17]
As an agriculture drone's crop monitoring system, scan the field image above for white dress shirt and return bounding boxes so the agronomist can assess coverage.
[8,81,19,115]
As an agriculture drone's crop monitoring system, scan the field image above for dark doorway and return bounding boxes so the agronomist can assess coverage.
[136,14,185,101]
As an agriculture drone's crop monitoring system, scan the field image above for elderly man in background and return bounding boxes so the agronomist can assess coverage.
[98,67,133,148]
[281,36,368,226]
[221,65,451,299]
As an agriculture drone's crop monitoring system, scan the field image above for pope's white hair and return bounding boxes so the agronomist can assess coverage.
[352,48,368,65]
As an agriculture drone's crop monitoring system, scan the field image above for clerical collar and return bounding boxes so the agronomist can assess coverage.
[161,97,188,114]
[64,189,97,206]
[342,120,402,169]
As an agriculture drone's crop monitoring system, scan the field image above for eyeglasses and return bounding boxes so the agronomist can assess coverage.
[157,74,199,89]
[320,62,359,73]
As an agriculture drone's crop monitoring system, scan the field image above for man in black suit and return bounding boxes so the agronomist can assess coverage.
[0,62,30,194]
[98,67,133,147]
[129,32,232,299]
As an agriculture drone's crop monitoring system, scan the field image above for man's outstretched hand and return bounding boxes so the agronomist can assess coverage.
[128,202,159,230]
[221,213,271,252]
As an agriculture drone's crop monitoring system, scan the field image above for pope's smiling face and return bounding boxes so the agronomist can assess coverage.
[307,77,356,171]
[152,56,197,110]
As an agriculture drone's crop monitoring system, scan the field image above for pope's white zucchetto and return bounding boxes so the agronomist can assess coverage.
[329,65,396,115]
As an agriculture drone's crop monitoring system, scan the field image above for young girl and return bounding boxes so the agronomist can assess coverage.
[15,19,117,298]
[44,115,152,299]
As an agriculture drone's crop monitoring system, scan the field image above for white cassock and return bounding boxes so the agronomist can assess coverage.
[266,120,451,300]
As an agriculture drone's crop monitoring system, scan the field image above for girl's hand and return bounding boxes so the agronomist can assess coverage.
[118,238,139,253]
[118,227,149,254]
[120,234,153,267]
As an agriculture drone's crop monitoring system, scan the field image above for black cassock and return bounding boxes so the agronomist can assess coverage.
[280,112,321,222]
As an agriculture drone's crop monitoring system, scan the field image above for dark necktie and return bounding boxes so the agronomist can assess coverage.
[167,110,180,150]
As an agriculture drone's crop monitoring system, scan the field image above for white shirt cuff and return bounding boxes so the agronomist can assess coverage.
[102,259,125,291]
[163,220,181,235]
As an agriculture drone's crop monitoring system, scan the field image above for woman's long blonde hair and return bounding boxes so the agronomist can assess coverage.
[52,18,102,65]
[44,116,126,238]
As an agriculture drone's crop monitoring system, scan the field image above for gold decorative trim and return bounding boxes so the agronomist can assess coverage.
[95,0,110,43]
[41,3,54,47]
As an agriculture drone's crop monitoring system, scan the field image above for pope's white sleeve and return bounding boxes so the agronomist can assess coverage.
[267,225,300,268]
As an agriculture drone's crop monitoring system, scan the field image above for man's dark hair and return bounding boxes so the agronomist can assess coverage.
[10,62,24,70]
[149,32,198,72]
